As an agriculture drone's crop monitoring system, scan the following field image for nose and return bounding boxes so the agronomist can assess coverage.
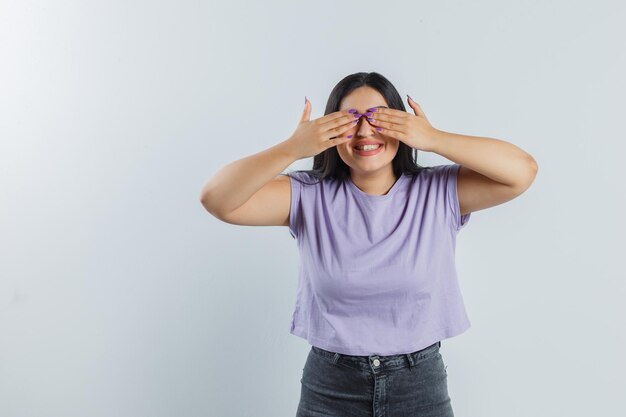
[354,114,376,134]
[355,111,375,121]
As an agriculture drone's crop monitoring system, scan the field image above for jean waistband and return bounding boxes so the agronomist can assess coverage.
[311,341,441,373]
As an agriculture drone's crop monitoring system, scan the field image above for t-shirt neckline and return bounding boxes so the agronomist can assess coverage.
[347,173,406,201]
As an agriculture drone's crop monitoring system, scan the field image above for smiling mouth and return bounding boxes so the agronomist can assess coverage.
[353,144,383,151]
[352,143,384,156]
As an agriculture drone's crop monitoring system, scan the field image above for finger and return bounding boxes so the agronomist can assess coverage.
[321,107,358,124]
[299,97,311,123]
[413,102,426,118]
[408,98,428,120]
[367,107,406,118]
[369,124,406,142]
[327,117,359,139]
[322,111,359,133]
[366,113,403,130]
[369,119,407,136]
[365,108,406,124]
[326,135,354,149]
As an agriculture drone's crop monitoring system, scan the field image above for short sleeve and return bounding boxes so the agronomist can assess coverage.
[287,174,303,240]
[429,164,470,232]
[445,164,471,232]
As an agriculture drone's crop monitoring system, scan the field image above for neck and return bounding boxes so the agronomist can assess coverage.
[350,166,398,196]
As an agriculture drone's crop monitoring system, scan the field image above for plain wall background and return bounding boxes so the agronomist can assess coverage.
[1,0,624,416]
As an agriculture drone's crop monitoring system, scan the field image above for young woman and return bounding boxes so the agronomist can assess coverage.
[200,72,538,416]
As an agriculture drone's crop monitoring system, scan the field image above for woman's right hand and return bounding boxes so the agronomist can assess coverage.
[285,99,358,160]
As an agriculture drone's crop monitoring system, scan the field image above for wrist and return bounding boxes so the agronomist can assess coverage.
[425,128,444,153]
[278,138,301,162]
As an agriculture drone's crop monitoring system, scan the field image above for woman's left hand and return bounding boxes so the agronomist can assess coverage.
[367,96,439,152]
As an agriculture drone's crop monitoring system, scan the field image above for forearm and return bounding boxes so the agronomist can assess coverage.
[427,128,538,188]
[199,140,298,216]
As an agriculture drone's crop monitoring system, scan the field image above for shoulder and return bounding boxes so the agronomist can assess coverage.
[404,164,459,195]
[427,164,457,175]
[402,165,442,184]
[284,170,325,187]
[420,164,459,183]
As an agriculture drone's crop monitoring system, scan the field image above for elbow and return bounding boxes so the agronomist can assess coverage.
[199,189,209,208]
[515,155,539,193]
[199,191,221,218]
[528,154,539,173]
[527,155,539,183]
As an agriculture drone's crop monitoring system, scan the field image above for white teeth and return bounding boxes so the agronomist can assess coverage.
[355,144,381,151]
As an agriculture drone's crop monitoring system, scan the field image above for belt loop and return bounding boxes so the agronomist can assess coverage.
[332,352,340,364]
[406,352,415,368]
[438,341,441,348]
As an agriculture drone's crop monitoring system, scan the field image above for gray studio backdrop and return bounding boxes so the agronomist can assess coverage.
[1,1,624,416]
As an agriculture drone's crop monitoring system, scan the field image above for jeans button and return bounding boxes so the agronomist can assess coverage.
[372,359,380,366]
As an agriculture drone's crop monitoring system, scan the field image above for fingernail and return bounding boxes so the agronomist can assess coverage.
[347,135,353,138]
[367,107,378,112]
[348,108,357,113]
[407,94,413,102]
[376,127,382,131]
[304,96,307,104]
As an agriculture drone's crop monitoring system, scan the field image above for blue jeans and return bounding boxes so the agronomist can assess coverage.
[296,341,454,417]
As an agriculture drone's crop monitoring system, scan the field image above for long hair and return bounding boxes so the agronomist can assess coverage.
[282,72,430,186]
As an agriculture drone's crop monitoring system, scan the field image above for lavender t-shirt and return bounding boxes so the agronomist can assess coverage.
[287,164,471,356]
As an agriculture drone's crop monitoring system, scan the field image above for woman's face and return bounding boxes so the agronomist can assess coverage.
[336,87,400,175]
